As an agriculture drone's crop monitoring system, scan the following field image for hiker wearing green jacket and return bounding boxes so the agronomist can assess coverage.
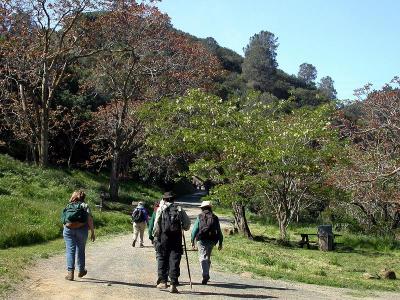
[191,200,223,285]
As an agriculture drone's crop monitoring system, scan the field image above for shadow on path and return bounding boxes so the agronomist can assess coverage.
[193,281,294,291]
[79,278,155,288]
[175,290,278,299]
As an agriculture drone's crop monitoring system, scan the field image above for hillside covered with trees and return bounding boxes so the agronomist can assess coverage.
[1,0,399,243]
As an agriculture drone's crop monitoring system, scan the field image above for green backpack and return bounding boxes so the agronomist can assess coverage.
[61,202,88,225]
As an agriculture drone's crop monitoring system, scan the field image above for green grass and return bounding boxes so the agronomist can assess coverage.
[0,154,161,249]
[212,220,400,291]
[0,154,162,296]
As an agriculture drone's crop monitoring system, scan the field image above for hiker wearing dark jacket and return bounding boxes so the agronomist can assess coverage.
[191,200,223,285]
[132,201,149,248]
[62,190,95,281]
[152,192,190,293]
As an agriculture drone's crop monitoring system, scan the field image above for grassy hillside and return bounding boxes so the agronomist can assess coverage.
[0,154,161,249]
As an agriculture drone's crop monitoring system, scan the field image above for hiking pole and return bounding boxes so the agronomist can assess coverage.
[178,207,192,289]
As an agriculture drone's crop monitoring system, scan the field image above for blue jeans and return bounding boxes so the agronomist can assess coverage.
[63,226,88,272]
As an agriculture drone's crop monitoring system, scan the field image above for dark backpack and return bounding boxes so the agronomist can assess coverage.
[161,204,181,236]
[61,202,88,225]
[132,208,145,223]
[198,211,219,243]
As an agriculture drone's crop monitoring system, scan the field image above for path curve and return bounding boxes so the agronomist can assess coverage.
[7,192,400,300]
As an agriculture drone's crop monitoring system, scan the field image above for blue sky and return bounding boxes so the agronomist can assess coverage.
[157,0,400,100]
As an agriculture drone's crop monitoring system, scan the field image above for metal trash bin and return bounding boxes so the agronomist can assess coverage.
[318,225,334,251]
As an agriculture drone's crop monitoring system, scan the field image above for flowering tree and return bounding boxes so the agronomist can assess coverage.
[141,89,340,239]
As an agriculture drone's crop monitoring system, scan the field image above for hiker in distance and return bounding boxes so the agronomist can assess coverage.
[191,200,223,285]
[131,201,149,247]
[152,192,191,293]
[61,190,95,281]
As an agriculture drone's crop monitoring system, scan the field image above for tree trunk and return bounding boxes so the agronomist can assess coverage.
[39,110,49,167]
[232,202,253,239]
[109,149,120,201]
[278,219,287,241]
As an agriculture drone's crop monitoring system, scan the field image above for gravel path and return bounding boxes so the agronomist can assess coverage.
[8,192,400,300]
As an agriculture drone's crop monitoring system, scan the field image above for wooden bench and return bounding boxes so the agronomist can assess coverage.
[298,233,342,249]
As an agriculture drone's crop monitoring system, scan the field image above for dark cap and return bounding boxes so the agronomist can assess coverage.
[162,191,175,199]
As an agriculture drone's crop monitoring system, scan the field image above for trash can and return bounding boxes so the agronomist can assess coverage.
[318,225,334,251]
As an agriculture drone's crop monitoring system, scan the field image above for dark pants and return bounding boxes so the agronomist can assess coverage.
[157,249,181,285]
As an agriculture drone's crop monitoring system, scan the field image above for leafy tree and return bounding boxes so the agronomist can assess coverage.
[249,105,340,240]
[318,76,337,100]
[0,0,107,166]
[298,63,317,85]
[140,89,341,240]
[84,3,220,200]
[242,30,278,92]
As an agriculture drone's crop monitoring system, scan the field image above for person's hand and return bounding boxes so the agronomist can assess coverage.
[218,244,222,251]
[90,231,96,242]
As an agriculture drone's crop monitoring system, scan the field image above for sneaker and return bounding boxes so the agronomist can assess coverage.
[140,243,144,248]
[156,282,167,289]
[132,240,136,247]
[201,275,210,285]
[169,284,179,293]
[78,269,87,278]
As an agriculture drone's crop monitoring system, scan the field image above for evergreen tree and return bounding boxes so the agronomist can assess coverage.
[298,63,317,85]
[318,76,337,99]
[242,30,278,92]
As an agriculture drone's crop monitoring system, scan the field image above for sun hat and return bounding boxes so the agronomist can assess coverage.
[200,200,212,208]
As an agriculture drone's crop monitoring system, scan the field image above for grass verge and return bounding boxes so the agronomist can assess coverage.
[212,221,400,291]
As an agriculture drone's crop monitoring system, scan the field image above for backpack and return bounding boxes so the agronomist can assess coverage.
[161,204,181,236]
[198,211,219,243]
[61,202,88,225]
[132,208,145,223]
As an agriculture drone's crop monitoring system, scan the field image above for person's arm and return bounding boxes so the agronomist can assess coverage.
[148,212,156,241]
[216,217,223,250]
[180,208,191,231]
[191,217,199,247]
[144,209,149,225]
[88,215,95,242]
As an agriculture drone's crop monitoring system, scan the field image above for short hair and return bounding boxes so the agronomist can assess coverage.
[70,190,86,203]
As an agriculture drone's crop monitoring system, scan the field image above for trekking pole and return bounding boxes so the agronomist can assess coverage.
[178,207,192,289]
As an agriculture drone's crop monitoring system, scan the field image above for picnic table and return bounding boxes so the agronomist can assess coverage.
[298,233,342,249]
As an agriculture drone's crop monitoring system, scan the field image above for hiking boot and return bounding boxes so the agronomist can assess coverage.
[78,269,87,278]
[65,270,74,281]
[201,275,210,285]
[156,282,167,289]
[132,240,136,247]
[169,284,179,293]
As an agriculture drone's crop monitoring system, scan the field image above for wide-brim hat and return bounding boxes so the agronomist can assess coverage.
[162,191,175,199]
[200,200,212,208]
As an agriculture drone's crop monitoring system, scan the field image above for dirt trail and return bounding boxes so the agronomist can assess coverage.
[7,193,400,299]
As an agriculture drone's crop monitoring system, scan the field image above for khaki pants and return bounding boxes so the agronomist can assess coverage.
[133,222,146,245]
[197,240,214,278]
